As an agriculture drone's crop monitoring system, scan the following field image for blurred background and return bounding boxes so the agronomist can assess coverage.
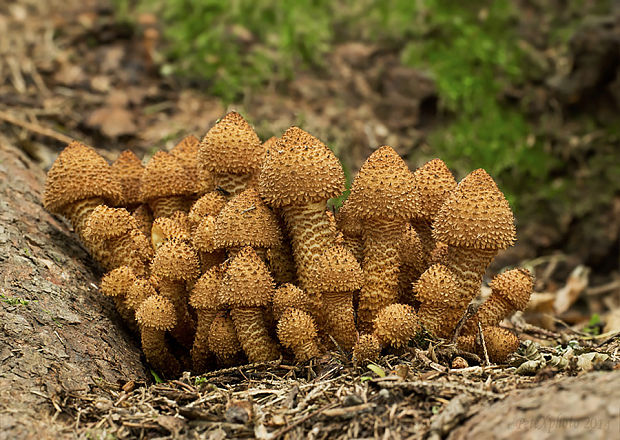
[1,0,618,332]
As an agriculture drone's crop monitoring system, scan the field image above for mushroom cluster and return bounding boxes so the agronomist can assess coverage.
[44,111,533,376]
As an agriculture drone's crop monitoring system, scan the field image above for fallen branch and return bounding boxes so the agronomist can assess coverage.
[0,109,73,144]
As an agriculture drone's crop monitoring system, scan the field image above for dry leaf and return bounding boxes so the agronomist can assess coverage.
[554,265,590,315]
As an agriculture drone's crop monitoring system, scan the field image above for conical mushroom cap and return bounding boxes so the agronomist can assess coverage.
[432,169,516,250]
[188,191,227,225]
[490,268,533,310]
[414,264,460,305]
[44,141,123,213]
[171,134,214,194]
[198,111,264,175]
[335,201,362,237]
[258,127,345,207]
[481,326,520,363]
[374,303,419,348]
[135,294,176,331]
[150,239,200,282]
[214,187,282,249]
[305,245,363,293]
[111,150,144,206]
[84,205,137,241]
[218,247,274,308]
[100,266,136,298]
[208,313,241,358]
[126,278,157,310]
[190,265,224,310]
[277,308,320,358]
[411,159,457,222]
[353,334,381,363]
[346,146,417,221]
[151,214,191,248]
[193,215,218,252]
[140,151,197,201]
[272,283,312,319]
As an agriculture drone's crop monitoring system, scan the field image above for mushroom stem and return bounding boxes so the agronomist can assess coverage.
[159,280,196,349]
[215,173,254,197]
[62,197,105,241]
[230,307,280,363]
[441,246,498,304]
[321,291,357,350]
[191,309,218,372]
[410,220,434,270]
[149,195,187,218]
[357,220,405,332]
[140,326,180,377]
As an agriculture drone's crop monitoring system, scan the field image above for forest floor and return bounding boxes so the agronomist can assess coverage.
[1,0,619,439]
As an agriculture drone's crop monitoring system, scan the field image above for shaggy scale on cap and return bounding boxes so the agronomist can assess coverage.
[150,239,201,282]
[171,134,213,195]
[272,283,312,320]
[353,334,381,363]
[208,313,242,366]
[111,150,144,206]
[188,192,227,226]
[126,277,157,311]
[151,213,191,248]
[373,303,419,348]
[277,308,322,362]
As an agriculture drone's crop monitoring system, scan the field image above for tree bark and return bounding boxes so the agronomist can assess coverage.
[0,141,147,439]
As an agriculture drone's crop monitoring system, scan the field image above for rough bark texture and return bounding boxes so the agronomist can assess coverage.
[0,142,147,439]
[449,370,620,440]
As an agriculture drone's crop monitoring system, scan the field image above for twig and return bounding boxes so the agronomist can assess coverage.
[451,303,478,344]
[0,110,73,144]
[372,378,503,399]
[270,401,338,438]
[586,280,620,296]
[478,322,490,366]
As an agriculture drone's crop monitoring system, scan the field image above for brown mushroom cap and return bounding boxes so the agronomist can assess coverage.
[272,283,312,319]
[399,224,424,270]
[432,169,516,250]
[135,294,177,331]
[140,151,198,202]
[151,214,191,247]
[100,266,136,298]
[208,313,241,360]
[171,135,214,194]
[111,150,144,206]
[126,278,157,310]
[277,308,321,362]
[305,245,363,293]
[373,303,419,348]
[345,146,417,221]
[188,192,227,225]
[258,127,345,207]
[335,201,363,237]
[193,215,218,252]
[44,141,123,213]
[353,334,381,363]
[84,205,137,241]
[481,326,520,363]
[198,111,264,175]
[150,239,201,282]
[218,246,274,308]
[490,268,533,311]
[214,187,282,249]
[411,158,457,222]
[413,264,460,305]
[190,265,224,310]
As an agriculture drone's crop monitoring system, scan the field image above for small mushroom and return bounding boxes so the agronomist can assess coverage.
[272,283,312,321]
[457,326,519,363]
[100,266,138,328]
[218,246,280,363]
[277,308,323,363]
[170,134,214,198]
[208,312,243,367]
[335,203,364,263]
[353,334,381,364]
[135,294,180,377]
[111,150,144,208]
[151,211,192,249]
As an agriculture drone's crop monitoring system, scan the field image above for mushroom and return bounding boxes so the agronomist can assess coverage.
[258,127,345,290]
[170,134,213,198]
[353,334,382,364]
[100,266,138,328]
[335,203,364,263]
[345,146,417,332]
[189,264,225,372]
[192,215,227,271]
[398,224,425,303]
[150,239,201,348]
[217,246,280,363]
[305,245,363,350]
[83,205,153,275]
[463,268,533,334]
[111,150,144,208]
[457,326,520,363]
[214,187,282,260]
[131,204,154,238]
[188,191,227,228]
[413,263,464,339]
[277,308,323,363]
[43,141,123,242]
[272,283,312,320]
[410,159,457,270]
[151,211,191,249]
[140,151,198,218]
[432,169,516,304]
[135,294,180,377]
[208,312,243,367]
[126,277,157,312]
[198,111,265,196]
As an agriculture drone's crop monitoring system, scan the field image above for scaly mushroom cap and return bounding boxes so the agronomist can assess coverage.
[190,265,224,310]
[335,201,363,237]
[150,239,200,282]
[214,187,282,249]
[346,146,417,221]
[126,278,157,310]
[272,284,312,319]
[373,303,419,348]
[140,151,197,202]
[84,205,137,241]
[193,215,218,252]
[305,245,363,293]
[151,214,191,248]
[411,159,457,222]
[432,169,516,250]
[111,150,144,206]
[277,308,321,362]
[188,192,227,225]
[135,294,177,331]
[198,111,264,175]
[132,204,154,237]
[353,334,381,363]
[100,266,136,298]
[208,313,241,359]
[44,141,123,213]
[399,224,424,270]
[481,327,520,363]
[490,268,534,311]
[262,136,279,152]
[414,264,460,305]
[258,127,345,207]
[218,247,274,308]
[171,134,214,194]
